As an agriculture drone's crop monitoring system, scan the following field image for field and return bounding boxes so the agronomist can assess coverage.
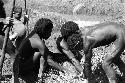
[1,0,125,83]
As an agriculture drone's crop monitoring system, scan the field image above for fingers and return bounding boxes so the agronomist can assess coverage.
[4,17,14,24]
[24,14,29,22]
[24,15,29,19]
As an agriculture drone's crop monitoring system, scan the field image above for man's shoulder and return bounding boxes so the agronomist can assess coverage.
[60,39,69,51]
[29,37,44,48]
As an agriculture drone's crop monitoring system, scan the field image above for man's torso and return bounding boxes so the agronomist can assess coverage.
[84,22,125,47]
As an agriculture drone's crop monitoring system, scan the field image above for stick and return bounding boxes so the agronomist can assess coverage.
[0,0,16,75]
[0,24,11,74]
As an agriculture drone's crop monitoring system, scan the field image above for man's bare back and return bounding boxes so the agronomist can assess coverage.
[81,22,125,83]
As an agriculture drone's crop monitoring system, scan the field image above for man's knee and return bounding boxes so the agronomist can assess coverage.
[102,60,110,70]
[33,52,41,62]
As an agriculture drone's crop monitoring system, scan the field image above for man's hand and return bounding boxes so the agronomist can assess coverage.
[3,17,14,25]
[23,14,29,25]
[2,17,14,32]
[9,33,18,41]
[0,18,4,23]
[24,14,29,19]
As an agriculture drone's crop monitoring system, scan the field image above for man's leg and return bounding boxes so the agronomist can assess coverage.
[38,56,44,78]
[102,54,116,83]
[113,55,125,83]
[13,54,20,83]
[84,49,95,82]
[102,43,124,83]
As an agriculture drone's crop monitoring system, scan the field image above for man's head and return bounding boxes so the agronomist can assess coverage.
[34,18,53,40]
[60,21,79,41]
[67,33,83,51]
[67,33,83,61]
[13,6,22,20]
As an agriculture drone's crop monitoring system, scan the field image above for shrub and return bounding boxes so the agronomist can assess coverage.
[73,0,124,17]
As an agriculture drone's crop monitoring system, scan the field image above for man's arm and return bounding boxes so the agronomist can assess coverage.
[9,32,18,41]
[63,49,83,73]
[47,55,71,73]
[0,18,4,23]
[34,39,70,75]
[60,41,83,73]
[28,37,45,63]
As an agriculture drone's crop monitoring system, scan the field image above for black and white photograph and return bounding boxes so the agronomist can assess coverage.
[0,0,125,83]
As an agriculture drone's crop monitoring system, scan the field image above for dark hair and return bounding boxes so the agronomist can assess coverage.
[60,21,79,41]
[34,18,53,39]
[13,6,22,14]
[13,6,22,19]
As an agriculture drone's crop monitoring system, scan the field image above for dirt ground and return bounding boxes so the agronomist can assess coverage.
[1,0,125,83]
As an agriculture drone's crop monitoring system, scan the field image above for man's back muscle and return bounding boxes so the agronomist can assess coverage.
[84,22,125,47]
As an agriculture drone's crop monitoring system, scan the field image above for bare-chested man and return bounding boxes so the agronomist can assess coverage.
[57,21,84,75]
[13,18,71,83]
[79,22,125,83]
[4,6,27,49]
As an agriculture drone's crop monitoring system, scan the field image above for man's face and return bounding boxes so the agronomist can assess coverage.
[13,12,21,19]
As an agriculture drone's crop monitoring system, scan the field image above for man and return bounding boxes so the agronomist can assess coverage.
[67,33,108,83]
[1,6,27,82]
[0,0,17,81]
[67,33,84,63]
[5,6,27,49]
[79,22,125,83]
[13,18,71,83]
[57,21,84,76]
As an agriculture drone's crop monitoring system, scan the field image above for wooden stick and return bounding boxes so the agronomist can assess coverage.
[0,24,11,74]
[0,0,15,76]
